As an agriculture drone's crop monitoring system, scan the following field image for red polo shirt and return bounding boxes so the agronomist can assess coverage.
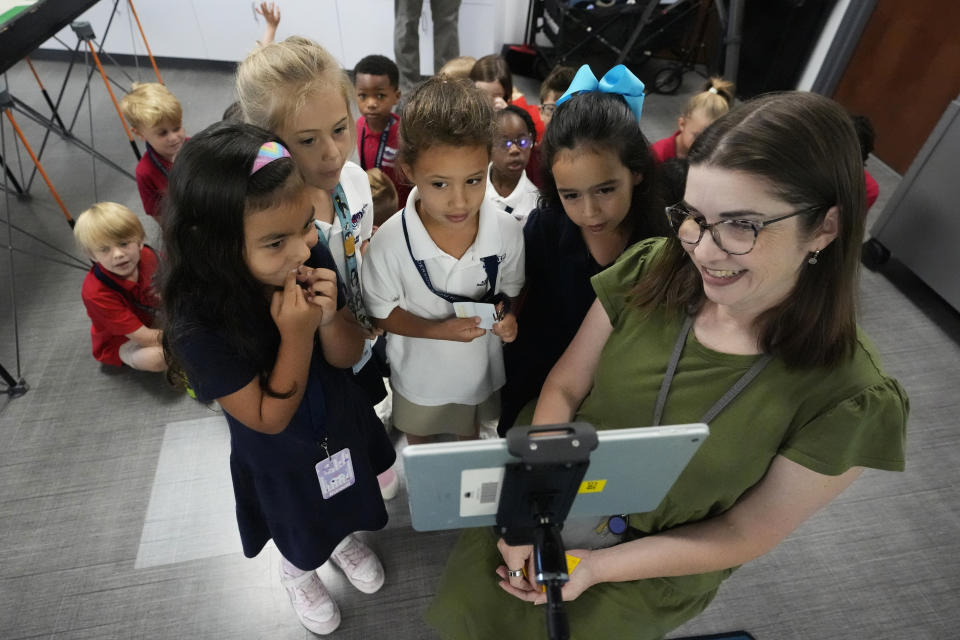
[650,131,680,164]
[357,113,411,207]
[81,245,160,366]
[864,168,879,211]
[136,144,173,219]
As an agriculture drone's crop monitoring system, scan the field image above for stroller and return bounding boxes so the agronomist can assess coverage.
[526,0,721,94]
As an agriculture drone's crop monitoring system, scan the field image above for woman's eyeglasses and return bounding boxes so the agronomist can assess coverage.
[496,135,534,151]
[665,203,823,255]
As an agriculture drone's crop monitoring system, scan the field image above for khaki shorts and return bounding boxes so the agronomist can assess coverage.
[392,387,500,437]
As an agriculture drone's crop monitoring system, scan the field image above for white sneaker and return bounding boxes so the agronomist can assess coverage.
[280,562,341,635]
[330,535,385,594]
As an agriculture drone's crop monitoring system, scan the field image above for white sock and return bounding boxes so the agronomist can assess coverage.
[332,535,354,555]
[280,555,308,578]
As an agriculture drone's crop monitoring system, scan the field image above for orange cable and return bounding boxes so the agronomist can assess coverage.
[3,109,73,223]
[126,0,163,84]
[85,40,137,144]
[25,57,44,88]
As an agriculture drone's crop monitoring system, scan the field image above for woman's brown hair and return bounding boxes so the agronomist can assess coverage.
[398,76,495,169]
[632,91,866,369]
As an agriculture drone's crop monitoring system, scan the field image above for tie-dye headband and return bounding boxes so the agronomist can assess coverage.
[250,141,291,175]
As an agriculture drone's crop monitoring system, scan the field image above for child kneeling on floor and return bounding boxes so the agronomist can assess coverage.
[75,202,165,372]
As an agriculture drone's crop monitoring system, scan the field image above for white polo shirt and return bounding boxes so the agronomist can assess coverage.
[484,163,540,224]
[315,160,374,278]
[362,187,525,406]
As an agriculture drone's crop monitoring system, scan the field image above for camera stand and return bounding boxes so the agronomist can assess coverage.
[495,423,599,640]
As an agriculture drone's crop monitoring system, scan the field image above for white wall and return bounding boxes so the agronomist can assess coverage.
[39,0,521,71]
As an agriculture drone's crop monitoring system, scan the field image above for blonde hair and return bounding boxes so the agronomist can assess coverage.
[682,76,735,120]
[120,83,182,131]
[366,168,399,227]
[236,35,355,138]
[438,56,476,80]
[74,202,145,254]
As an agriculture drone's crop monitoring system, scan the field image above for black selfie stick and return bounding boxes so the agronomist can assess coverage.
[496,423,598,640]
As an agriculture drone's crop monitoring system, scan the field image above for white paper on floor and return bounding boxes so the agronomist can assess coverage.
[135,416,241,568]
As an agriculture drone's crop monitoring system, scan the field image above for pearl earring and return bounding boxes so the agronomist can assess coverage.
[808,249,821,265]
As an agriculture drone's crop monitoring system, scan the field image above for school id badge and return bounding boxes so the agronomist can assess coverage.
[316,448,356,499]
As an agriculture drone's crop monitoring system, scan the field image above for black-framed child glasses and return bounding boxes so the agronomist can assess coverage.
[496,135,534,151]
[665,203,823,255]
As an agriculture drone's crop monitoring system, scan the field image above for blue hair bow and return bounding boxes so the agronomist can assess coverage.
[555,64,645,121]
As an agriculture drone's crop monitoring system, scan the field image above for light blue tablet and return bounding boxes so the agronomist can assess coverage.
[402,423,709,531]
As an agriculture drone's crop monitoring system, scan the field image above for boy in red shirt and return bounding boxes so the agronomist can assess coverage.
[74,202,165,372]
[120,83,187,219]
[354,55,411,209]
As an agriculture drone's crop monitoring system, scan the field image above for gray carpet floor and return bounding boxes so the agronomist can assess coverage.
[1,55,957,639]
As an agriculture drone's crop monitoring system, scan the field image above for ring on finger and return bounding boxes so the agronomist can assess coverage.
[506,568,524,578]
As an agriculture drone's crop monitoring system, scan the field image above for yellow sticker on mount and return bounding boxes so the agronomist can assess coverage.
[578,479,606,494]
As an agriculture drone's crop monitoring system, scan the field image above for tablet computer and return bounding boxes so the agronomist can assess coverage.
[402,423,709,531]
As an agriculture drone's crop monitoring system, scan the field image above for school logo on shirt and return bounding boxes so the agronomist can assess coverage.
[351,204,367,230]
[476,254,506,287]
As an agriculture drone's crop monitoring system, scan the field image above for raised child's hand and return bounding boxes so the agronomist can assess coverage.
[256,2,281,28]
[295,265,338,327]
[270,269,323,339]
[440,316,486,342]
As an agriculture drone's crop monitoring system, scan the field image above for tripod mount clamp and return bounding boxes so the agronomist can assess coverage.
[495,423,599,640]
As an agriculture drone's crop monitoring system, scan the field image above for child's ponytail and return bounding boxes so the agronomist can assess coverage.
[683,76,736,120]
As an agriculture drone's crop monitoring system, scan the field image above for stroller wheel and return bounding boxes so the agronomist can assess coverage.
[654,66,683,94]
[534,55,552,80]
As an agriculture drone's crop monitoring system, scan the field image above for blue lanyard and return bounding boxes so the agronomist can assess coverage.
[145,143,168,177]
[400,207,501,305]
[314,185,372,329]
[360,116,393,170]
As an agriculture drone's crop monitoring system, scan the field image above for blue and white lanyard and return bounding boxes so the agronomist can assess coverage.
[314,184,372,329]
[400,208,501,305]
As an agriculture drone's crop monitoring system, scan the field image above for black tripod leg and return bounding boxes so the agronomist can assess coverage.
[0,154,24,194]
[0,362,29,397]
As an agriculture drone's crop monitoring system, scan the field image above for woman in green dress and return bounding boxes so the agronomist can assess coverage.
[426,91,908,639]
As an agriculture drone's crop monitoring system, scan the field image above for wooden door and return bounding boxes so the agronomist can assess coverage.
[832,0,960,174]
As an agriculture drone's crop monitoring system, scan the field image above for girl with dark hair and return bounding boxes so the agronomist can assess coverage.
[429,91,907,639]
[362,76,525,444]
[484,105,540,223]
[161,122,395,636]
[498,66,667,433]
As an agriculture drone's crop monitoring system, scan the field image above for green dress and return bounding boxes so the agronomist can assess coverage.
[426,238,908,640]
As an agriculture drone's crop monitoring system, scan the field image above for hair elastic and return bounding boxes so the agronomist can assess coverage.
[708,86,719,94]
[250,141,291,175]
